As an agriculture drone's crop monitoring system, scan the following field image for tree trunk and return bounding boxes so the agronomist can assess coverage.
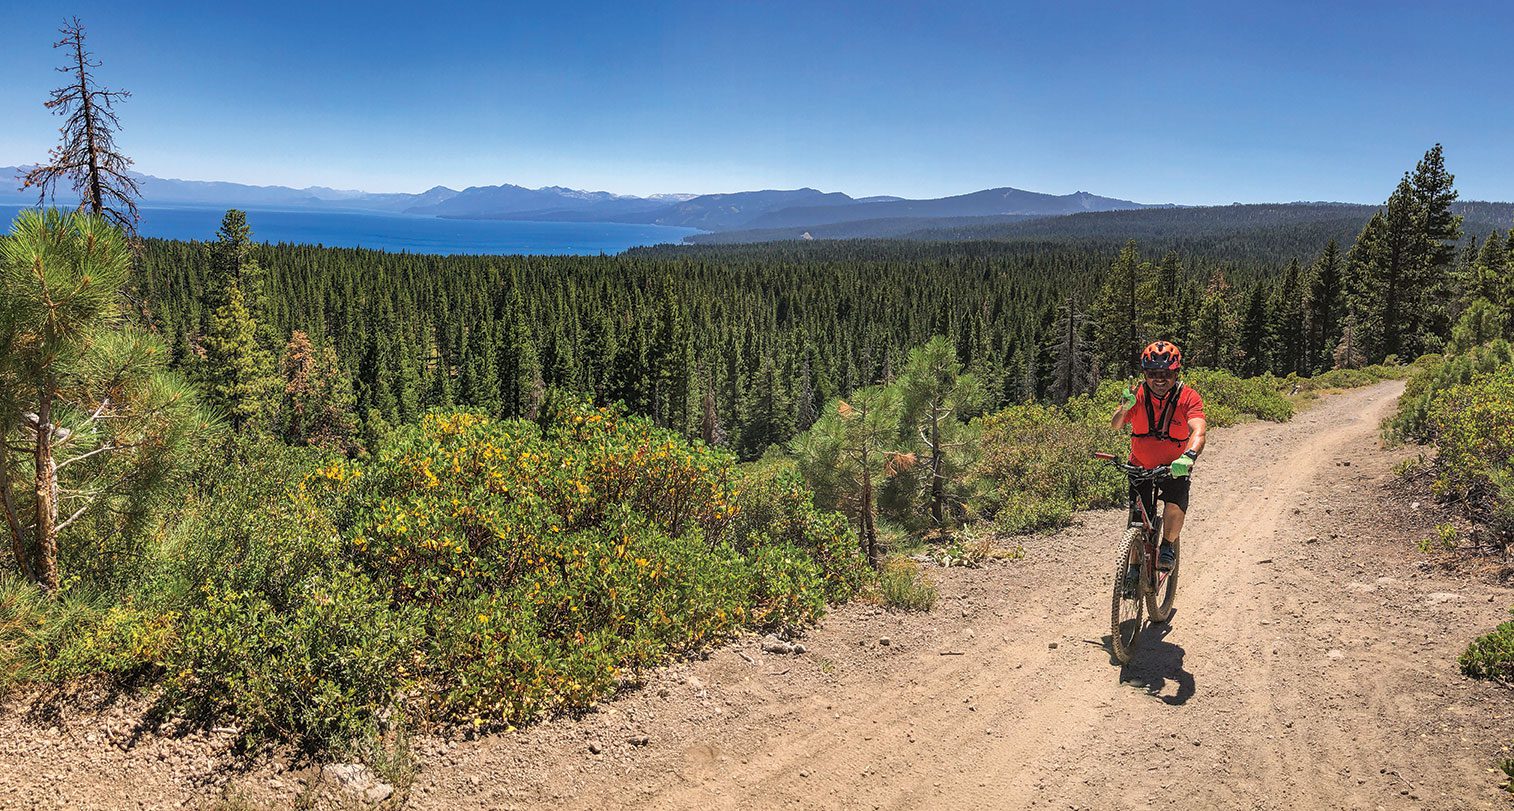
[861,462,878,570]
[73,35,105,216]
[0,438,34,580]
[34,389,59,593]
[858,426,879,570]
[929,406,944,528]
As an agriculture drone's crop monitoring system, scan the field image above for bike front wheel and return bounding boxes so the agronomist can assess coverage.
[1110,526,1145,664]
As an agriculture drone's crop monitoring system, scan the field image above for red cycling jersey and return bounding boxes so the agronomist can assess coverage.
[1118,382,1205,468]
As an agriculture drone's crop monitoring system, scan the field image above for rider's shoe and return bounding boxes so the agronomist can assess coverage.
[1157,542,1176,571]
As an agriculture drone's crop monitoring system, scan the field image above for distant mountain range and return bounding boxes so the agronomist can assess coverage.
[6,166,1507,251]
[0,166,1162,233]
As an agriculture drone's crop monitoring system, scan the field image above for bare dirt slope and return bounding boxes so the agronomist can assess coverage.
[2,381,1511,810]
[407,380,1513,811]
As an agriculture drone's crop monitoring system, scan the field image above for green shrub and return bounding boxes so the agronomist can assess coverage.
[1421,366,1514,538]
[743,541,828,627]
[1388,341,1514,443]
[151,403,856,746]
[1179,368,1293,424]
[1286,362,1407,395]
[165,567,419,751]
[875,559,937,612]
[0,578,173,688]
[731,457,868,602]
[1461,614,1514,683]
[967,401,1124,536]
[991,494,1077,536]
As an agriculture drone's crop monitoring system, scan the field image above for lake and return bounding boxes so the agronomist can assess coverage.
[0,202,702,256]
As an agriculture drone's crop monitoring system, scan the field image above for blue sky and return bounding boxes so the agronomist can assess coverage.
[2,2,1511,204]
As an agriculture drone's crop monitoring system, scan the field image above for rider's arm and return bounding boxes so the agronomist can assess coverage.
[1184,416,1207,457]
[1111,385,1137,429]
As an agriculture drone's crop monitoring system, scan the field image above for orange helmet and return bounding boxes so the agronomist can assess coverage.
[1141,341,1182,371]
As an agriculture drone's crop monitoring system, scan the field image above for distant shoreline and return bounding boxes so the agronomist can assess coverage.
[0,202,701,257]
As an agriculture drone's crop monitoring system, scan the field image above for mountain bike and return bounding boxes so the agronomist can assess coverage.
[1092,452,1180,664]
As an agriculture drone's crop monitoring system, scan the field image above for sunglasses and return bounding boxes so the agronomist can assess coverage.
[1143,371,1177,381]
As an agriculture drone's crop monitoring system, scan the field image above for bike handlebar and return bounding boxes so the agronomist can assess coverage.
[1090,452,1172,480]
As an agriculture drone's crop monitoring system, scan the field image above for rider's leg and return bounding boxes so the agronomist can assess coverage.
[1157,478,1190,570]
[1157,476,1191,543]
[1163,502,1185,542]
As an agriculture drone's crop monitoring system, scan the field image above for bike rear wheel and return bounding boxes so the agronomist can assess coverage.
[1147,534,1179,623]
[1110,527,1145,664]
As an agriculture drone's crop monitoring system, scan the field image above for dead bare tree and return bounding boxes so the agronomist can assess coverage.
[21,18,141,232]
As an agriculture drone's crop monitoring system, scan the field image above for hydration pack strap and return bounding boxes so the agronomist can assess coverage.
[1133,381,1184,442]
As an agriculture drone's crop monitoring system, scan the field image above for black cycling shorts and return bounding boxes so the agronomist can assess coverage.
[1128,476,1191,522]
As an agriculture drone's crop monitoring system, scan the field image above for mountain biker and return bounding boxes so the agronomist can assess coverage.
[1109,341,1207,571]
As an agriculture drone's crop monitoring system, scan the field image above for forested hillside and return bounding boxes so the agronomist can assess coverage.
[693,200,1514,257]
[126,147,1509,462]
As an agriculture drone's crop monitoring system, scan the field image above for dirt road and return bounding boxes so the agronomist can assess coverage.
[410,381,1514,810]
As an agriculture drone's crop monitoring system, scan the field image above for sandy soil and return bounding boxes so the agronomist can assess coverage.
[3,380,1512,810]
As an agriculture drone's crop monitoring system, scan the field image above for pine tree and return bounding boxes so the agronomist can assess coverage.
[648,293,692,431]
[1463,230,1510,312]
[1150,251,1186,342]
[897,336,985,529]
[1376,176,1421,360]
[1268,259,1307,376]
[1446,299,1508,354]
[1304,240,1344,374]
[280,331,357,453]
[1189,272,1239,370]
[459,318,501,416]
[358,327,401,423]
[1333,316,1367,369]
[21,19,141,231]
[1340,147,1464,363]
[1,210,208,592]
[792,386,905,568]
[795,350,818,432]
[1047,293,1092,404]
[202,284,277,433]
[1341,213,1389,361]
[699,369,724,447]
[1014,331,1040,403]
[1093,241,1157,376]
[739,352,793,460]
[1239,283,1271,376]
[198,210,279,434]
[1407,144,1463,350]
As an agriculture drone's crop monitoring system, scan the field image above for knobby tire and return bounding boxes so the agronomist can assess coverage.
[1111,527,1145,665]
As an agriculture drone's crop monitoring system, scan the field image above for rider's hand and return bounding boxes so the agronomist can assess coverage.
[1170,450,1197,478]
[1120,387,1136,410]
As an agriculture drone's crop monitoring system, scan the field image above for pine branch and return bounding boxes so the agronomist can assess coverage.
[57,443,123,470]
[53,502,95,534]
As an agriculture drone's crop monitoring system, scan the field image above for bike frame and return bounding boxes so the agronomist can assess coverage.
[1094,452,1173,597]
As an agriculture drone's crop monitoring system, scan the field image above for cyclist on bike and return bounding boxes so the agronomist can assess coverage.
[1110,340,1207,571]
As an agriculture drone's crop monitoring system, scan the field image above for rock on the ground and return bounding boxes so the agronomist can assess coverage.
[762,635,795,654]
[323,762,394,804]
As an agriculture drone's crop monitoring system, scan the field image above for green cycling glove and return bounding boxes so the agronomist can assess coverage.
[1170,450,1197,478]
[1121,387,1137,409]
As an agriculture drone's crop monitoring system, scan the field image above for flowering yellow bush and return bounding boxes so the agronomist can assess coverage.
[164,401,862,745]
